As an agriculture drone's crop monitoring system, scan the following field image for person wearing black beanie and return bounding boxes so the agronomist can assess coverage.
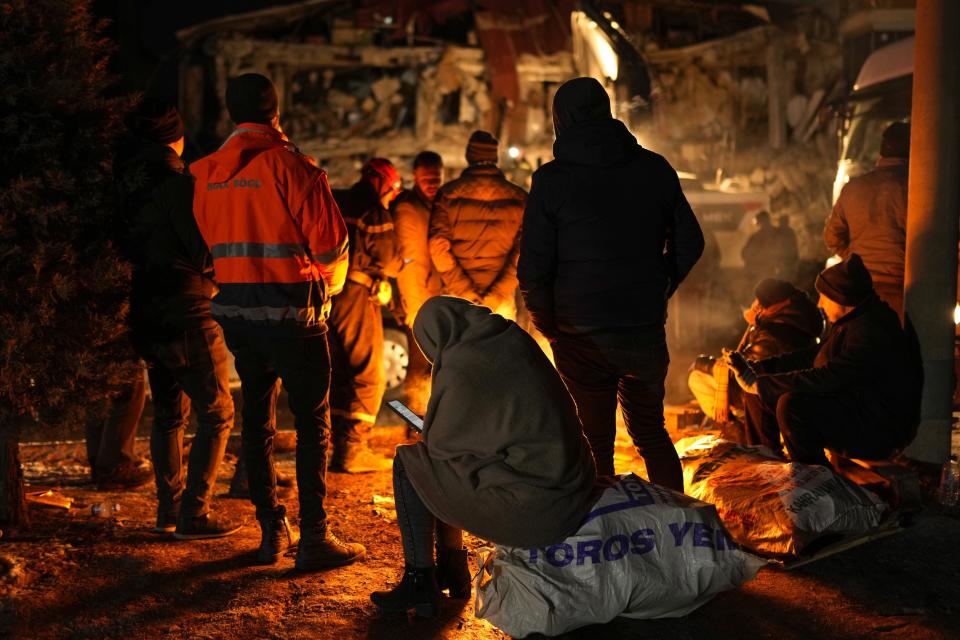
[114,98,243,540]
[725,254,923,466]
[191,72,366,572]
[225,73,280,126]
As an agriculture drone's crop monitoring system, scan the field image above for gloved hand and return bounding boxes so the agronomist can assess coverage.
[722,349,759,395]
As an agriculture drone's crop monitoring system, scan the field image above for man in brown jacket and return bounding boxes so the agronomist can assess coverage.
[824,122,909,321]
[429,131,526,319]
[395,151,444,327]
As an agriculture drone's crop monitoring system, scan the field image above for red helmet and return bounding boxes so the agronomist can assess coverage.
[361,157,401,196]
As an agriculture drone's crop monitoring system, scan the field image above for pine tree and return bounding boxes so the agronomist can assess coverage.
[0,0,137,526]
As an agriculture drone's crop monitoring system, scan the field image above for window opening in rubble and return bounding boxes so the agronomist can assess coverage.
[439,89,461,125]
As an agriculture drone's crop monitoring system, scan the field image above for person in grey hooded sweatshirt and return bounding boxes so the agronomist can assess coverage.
[518,77,704,491]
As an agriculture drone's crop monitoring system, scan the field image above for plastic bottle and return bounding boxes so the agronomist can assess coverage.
[937,455,960,507]
[90,502,121,518]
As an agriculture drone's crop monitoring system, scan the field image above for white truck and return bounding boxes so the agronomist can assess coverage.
[833,36,913,204]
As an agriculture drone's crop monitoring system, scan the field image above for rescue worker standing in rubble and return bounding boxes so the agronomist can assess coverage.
[728,254,922,465]
[394,151,444,414]
[429,131,526,319]
[328,158,403,473]
[191,73,365,570]
[519,77,704,491]
[824,122,910,322]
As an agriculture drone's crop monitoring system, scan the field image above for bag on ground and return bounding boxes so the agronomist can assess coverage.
[676,435,887,557]
[474,473,765,637]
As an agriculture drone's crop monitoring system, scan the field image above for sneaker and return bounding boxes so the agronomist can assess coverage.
[95,462,154,491]
[294,526,365,570]
[329,444,392,474]
[257,515,299,564]
[173,512,242,540]
[152,508,179,534]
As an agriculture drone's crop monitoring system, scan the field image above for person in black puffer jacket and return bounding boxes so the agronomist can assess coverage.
[518,77,704,490]
[688,279,823,433]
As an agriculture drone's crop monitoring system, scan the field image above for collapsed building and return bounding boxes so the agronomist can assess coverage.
[175,0,916,350]
[176,0,577,187]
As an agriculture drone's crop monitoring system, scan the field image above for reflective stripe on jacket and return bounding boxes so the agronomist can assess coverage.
[190,123,348,331]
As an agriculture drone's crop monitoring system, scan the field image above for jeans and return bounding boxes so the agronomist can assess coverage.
[85,367,147,477]
[393,456,463,569]
[143,326,234,518]
[552,328,683,492]
[225,328,332,528]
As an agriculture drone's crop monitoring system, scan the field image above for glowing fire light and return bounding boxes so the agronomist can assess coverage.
[953,303,959,326]
[507,146,521,159]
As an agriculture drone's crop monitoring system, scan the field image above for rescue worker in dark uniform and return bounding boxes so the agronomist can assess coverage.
[329,158,403,473]
[192,74,364,570]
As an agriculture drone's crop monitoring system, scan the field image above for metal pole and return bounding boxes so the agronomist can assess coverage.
[903,0,960,463]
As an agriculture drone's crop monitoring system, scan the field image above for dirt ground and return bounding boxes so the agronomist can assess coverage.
[2,424,960,640]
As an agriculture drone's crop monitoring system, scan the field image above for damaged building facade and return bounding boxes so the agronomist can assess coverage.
[176,0,577,187]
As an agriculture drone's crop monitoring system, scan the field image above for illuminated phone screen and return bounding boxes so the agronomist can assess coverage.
[387,400,424,432]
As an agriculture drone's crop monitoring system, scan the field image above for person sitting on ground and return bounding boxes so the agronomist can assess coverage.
[371,296,598,618]
[727,254,922,466]
[688,278,822,434]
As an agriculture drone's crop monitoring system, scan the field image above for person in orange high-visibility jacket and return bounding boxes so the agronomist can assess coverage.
[191,73,364,572]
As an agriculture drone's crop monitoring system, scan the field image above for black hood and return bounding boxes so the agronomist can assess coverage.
[552,76,639,167]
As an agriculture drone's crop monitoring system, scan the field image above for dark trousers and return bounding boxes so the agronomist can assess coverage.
[328,282,385,446]
[85,368,146,477]
[225,328,332,528]
[393,456,463,569]
[143,326,234,519]
[746,391,899,466]
[743,389,782,454]
[552,329,683,492]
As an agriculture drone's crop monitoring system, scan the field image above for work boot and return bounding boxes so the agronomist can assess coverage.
[436,548,471,599]
[95,461,154,491]
[294,525,365,570]
[329,443,392,474]
[173,512,242,541]
[370,567,443,617]
[257,515,299,564]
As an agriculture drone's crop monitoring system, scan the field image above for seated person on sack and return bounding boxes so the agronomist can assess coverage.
[371,296,598,618]
[725,254,922,466]
[689,278,823,428]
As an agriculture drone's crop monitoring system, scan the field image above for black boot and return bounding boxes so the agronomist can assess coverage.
[371,567,442,617]
[257,515,298,564]
[436,548,471,599]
